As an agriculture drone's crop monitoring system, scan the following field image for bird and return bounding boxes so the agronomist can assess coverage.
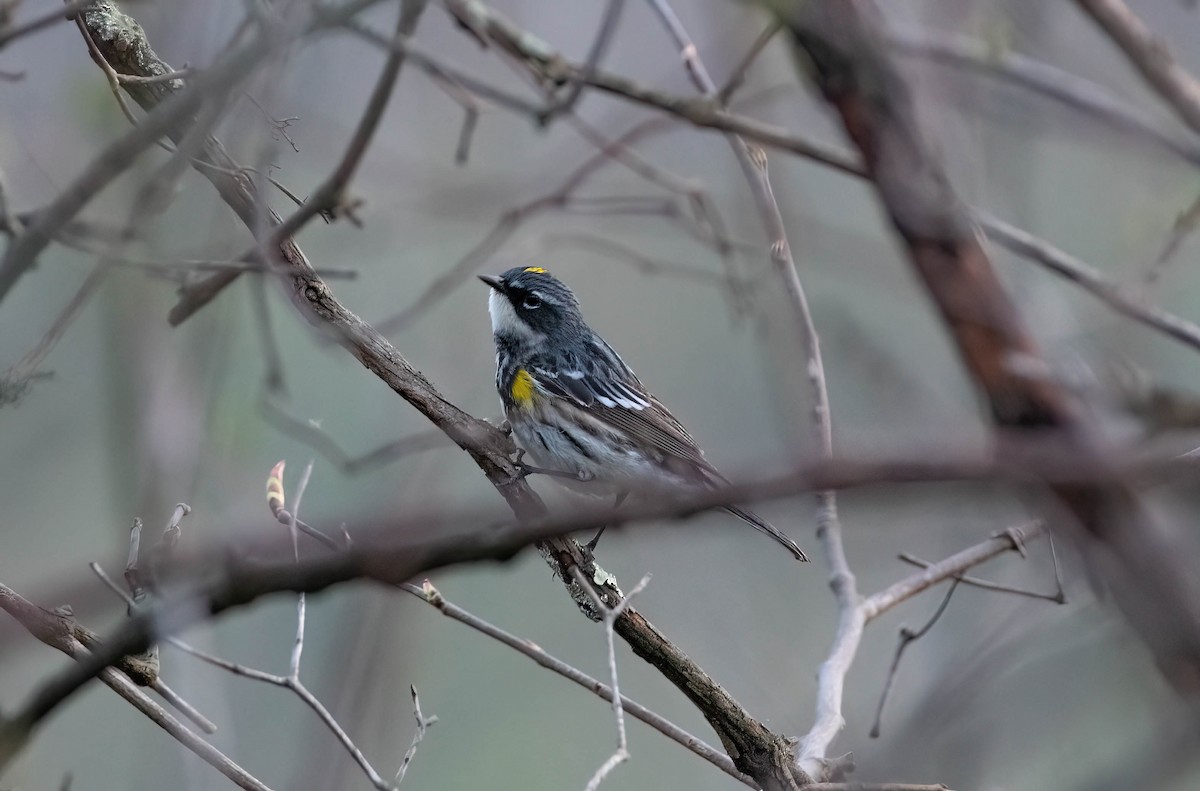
[479,265,807,561]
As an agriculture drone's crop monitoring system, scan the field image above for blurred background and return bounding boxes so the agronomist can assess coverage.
[3,1,1200,789]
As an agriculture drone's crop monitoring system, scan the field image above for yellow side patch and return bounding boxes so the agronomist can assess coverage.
[510,368,538,408]
[523,266,548,274]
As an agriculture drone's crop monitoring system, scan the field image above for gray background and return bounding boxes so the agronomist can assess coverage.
[3,1,1199,789]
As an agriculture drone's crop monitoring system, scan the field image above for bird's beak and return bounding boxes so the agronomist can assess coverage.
[478,274,504,292]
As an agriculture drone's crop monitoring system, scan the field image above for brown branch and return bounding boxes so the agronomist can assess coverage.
[642,4,841,786]
[437,0,1200,367]
[62,5,809,787]
[2,441,1192,773]
[59,0,392,326]
[0,3,273,302]
[775,0,1200,704]
[1075,0,1200,135]
[0,584,271,791]
[267,0,428,241]
[401,581,755,786]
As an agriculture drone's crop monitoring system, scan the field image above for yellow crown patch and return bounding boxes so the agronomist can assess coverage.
[523,266,548,274]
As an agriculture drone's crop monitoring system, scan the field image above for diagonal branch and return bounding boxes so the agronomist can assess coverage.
[0,2,276,302]
[436,0,1200,365]
[401,580,754,786]
[1,441,1174,774]
[1075,0,1200,136]
[641,4,842,786]
[775,0,1200,714]
[887,26,1200,168]
[268,0,429,242]
[0,584,272,791]
[56,5,806,788]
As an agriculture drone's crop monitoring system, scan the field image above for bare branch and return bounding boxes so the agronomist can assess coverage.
[896,542,1066,605]
[393,685,437,786]
[869,579,962,739]
[887,26,1200,168]
[571,570,650,791]
[401,581,752,786]
[0,263,107,406]
[0,2,282,302]
[540,0,625,121]
[978,211,1200,356]
[437,0,1200,363]
[268,0,429,240]
[1075,0,1200,135]
[0,0,93,49]
[266,460,341,549]
[0,584,271,790]
[776,0,1200,701]
[861,522,1049,622]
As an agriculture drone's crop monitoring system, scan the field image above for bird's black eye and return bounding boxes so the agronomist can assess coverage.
[522,294,542,310]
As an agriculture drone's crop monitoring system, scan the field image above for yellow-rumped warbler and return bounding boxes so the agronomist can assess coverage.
[480,266,807,561]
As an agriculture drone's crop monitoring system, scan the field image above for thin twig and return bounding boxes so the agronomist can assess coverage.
[260,394,450,474]
[896,544,1066,604]
[869,579,962,739]
[571,569,651,791]
[266,460,341,549]
[1141,189,1200,287]
[978,211,1200,356]
[861,522,1049,623]
[640,2,841,781]
[887,26,1200,168]
[0,0,93,49]
[1,263,108,406]
[268,0,428,240]
[75,12,143,130]
[1075,0,1200,135]
[401,581,753,786]
[393,685,437,786]
[289,678,390,789]
[718,20,782,103]
[150,679,218,734]
[287,461,315,680]
[0,585,272,790]
[540,0,624,121]
[269,460,392,790]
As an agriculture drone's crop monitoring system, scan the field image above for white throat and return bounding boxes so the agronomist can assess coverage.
[488,289,543,342]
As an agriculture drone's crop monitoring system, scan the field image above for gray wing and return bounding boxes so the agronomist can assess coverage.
[533,335,718,477]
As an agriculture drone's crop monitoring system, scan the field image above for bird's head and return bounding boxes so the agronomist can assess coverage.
[479,266,584,341]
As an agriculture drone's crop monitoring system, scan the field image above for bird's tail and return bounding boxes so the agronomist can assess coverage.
[721,505,808,562]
